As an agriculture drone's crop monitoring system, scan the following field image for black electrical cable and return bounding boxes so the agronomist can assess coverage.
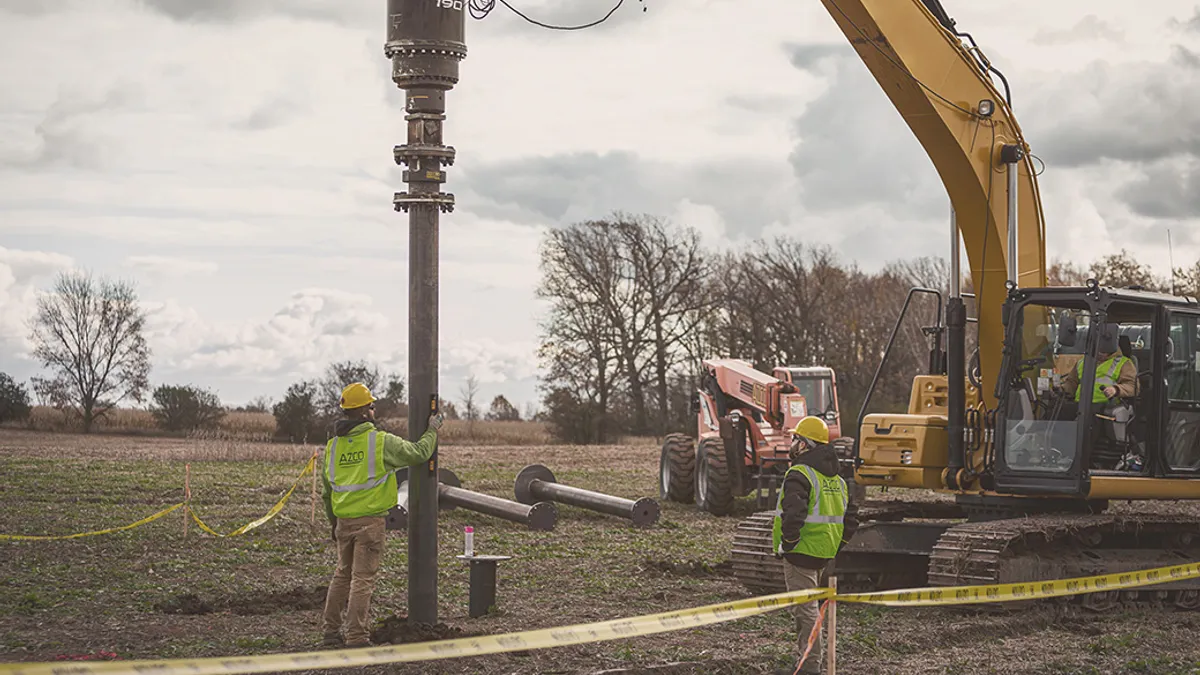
[469,0,635,30]
[825,0,980,119]
[1030,153,1047,177]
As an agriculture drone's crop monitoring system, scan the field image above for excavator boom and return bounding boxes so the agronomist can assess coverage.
[817,0,1047,407]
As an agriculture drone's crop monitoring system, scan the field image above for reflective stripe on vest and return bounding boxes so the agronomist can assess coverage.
[327,432,389,493]
[1075,355,1129,403]
[324,429,398,518]
[771,463,848,559]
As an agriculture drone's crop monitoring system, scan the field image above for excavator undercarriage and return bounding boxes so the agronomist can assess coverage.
[732,501,1200,610]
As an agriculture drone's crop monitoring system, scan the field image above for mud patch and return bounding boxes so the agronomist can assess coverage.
[371,614,473,645]
[156,586,327,616]
[642,558,734,578]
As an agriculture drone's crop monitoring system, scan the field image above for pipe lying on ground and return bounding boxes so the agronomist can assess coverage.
[514,464,660,527]
[388,468,557,532]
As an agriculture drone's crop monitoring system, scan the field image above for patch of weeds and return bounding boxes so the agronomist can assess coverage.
[844,630,886,657]
[1088,632,1136,655]
[17,592,50,611]
[1122,656,1196,675]
[233,636,281,650]
[1038,662,1100,675]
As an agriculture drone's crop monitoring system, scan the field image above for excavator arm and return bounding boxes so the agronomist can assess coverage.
[816,0,1047,407]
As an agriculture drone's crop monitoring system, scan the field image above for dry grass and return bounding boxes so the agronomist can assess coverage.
[5,407,578,447]
[3,435,1200,674]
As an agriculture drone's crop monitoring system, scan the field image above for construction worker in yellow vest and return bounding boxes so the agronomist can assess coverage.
[320,382,443,648]
[772,416,859,675]
[1061,323,1137,403]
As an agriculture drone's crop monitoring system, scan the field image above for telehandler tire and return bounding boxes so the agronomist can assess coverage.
[695,437,734,516]
[659,433,695,503]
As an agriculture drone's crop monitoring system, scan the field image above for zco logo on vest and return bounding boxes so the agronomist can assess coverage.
[819,476,844,493]
[338,451,365,465]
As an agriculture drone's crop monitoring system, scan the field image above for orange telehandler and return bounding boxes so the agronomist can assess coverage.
[659,359,855,515]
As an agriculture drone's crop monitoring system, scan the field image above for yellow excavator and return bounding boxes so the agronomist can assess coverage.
[732,0,1200,610]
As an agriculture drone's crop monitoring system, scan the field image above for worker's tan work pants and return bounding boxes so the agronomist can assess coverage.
[322,516,386,645]
[784,562,825,674]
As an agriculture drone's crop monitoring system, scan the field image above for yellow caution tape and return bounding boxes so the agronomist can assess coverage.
[0,503,185,541]
[0,588,831,675]
[190,456,315,538]
[0,455,316,542]
[837,560,1200,606]
[2,559,1198,675]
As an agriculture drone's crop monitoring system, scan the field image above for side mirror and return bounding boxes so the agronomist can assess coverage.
[1059,316,1078,347]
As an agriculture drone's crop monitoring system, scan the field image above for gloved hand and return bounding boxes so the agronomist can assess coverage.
[428,412,445,431]
[330,519,338,542]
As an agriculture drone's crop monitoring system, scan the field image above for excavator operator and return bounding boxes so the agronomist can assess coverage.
[1055,323,1142,471]
[772,416,860,674]
[1060,323,1137,403]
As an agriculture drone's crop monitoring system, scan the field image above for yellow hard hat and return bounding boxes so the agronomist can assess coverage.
[339,382,376,410]
[790,416,829,444]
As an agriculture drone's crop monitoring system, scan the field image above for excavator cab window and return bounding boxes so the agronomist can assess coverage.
[1166,312,1200,472]
[1000,303,1088,475]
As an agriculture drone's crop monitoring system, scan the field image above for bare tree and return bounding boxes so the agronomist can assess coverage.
[459,374,480,422]
[318,359,382,416]
[1088,249,1168,291]
[29,271,150,433]
[618,214,713,435]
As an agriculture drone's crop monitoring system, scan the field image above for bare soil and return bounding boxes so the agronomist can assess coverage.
[0,432,1197,674]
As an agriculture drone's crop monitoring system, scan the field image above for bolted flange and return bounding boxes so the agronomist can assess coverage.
[514,464,556,505]
[527,501,557,532]
[630,497,661,528]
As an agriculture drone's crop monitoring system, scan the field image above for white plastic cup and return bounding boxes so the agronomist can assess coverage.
[464,525,474,557]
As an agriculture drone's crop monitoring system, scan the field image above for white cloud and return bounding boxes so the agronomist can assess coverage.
[2,0,1200,409]
[0,247,74,354]
[125,255,218,278]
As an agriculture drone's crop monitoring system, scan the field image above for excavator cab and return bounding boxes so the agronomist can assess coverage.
[993,284,1200,498]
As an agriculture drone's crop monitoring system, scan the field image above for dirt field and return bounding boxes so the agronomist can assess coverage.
[1,429,1198,675]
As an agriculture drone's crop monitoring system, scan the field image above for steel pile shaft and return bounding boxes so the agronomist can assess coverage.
[387,0,466,625]
[439,484,557,531]
[514,465,660,527]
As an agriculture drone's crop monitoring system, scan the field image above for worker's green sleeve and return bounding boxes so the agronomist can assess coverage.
[381,427,438,472]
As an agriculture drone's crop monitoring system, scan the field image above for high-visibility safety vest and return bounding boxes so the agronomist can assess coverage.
[772,463,849,559]
[324,430,397,519]
[1074,355,1130,403]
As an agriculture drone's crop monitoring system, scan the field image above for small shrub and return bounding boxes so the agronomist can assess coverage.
[273,380,329,443]
[150,384,225,432]
[485,394,522,421]
[541,388,604,444]
[0,373,32,424]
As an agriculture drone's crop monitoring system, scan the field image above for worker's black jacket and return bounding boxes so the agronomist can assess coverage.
[779,442,860,570]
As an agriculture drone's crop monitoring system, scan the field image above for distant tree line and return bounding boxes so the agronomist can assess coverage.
[535,213,1197,444]
[3,270,535,440]
[5,246,1189,441]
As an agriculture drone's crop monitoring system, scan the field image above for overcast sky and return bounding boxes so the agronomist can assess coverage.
[1,0,1198,411]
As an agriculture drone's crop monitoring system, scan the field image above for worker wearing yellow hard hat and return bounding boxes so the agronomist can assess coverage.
[320,382,444,649]
[772,416,860,674]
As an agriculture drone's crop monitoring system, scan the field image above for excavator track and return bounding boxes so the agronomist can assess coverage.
[928,514,1200,611]
[731,500,968,595]
[732,508,1200,610]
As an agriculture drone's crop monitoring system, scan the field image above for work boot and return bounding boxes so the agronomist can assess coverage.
[321,632,343,648]
[344,639,372,649]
